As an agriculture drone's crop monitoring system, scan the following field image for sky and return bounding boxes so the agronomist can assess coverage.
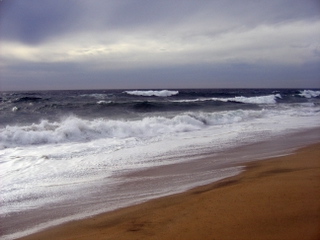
[0,0,319,91]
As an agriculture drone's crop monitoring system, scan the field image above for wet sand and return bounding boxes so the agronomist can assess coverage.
[19,143,320,240]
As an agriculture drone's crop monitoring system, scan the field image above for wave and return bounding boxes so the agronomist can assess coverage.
[124,90,179,97]
[79,93,108,99]
[173,94,281,104]
[229,94,281,104]
[0,111,264,148]
[13,97,43,103]
[97,100,112,105]
[299,90,320,99]
[12,106,19,112]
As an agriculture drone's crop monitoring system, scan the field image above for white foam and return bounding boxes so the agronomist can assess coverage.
[1,102,320,239]
[173,94,281,104]
[231,94,281,104]
[79,93,107,99]
[97,100,112,105]
[124,90,179,97]
[299,90,320,98]
[2,102,320,150]
[0,110,268,148]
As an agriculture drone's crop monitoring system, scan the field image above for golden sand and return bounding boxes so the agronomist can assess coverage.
[20,143,320,240]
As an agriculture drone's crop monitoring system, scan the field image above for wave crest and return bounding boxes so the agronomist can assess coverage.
[299,90,320,98]
[230,94,281,104]
[173,94,281,104]
[124,90,179,97]
[0,111,264,148]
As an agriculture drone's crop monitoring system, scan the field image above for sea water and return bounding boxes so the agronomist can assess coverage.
[1,89,320,239]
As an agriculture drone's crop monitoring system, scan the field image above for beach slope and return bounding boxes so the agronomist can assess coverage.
[20,143,320,240]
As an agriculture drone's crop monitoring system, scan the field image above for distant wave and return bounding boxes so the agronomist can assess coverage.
[124,90,179,97]
[173,94,281,104]
[97,100,112,105]
[80,93,108,99]
[13,97,43,103]
[229,94,281,104]
[299,90,320,99]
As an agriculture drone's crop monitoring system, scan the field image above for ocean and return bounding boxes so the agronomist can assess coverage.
[1,88,320,239]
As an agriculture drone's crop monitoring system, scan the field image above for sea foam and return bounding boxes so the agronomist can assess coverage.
[2,89,320,240]
[0,110,265,148]
[299,90,320,98]
[173,94,281,104]
[124,90,179,97]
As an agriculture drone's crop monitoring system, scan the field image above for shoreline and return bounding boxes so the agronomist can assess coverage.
[18,142,320,240]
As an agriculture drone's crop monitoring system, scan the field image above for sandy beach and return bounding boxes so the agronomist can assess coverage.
[18,143,320,240]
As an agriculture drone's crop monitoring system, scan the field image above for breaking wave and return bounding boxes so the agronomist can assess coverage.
[124,90,179,97]
[0,110,264,148]
[299,90,320,99]
[173,94,281,104]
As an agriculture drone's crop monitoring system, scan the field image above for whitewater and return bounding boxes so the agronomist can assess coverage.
[1,89,320,239]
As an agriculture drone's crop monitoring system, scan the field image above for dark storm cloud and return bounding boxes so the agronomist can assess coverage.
[1,0,319,45]
[0,0,202,44]
[0,0,83,44]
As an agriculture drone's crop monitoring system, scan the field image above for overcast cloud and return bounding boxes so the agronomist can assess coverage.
[0,0,319,91]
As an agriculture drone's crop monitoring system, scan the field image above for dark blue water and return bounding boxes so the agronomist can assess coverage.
[1,89,319,126]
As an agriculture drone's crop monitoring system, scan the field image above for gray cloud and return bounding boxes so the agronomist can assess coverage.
[2,0,319,44]
[2,58,319,91]
[0,0,319,90]
[0,0,82,44]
